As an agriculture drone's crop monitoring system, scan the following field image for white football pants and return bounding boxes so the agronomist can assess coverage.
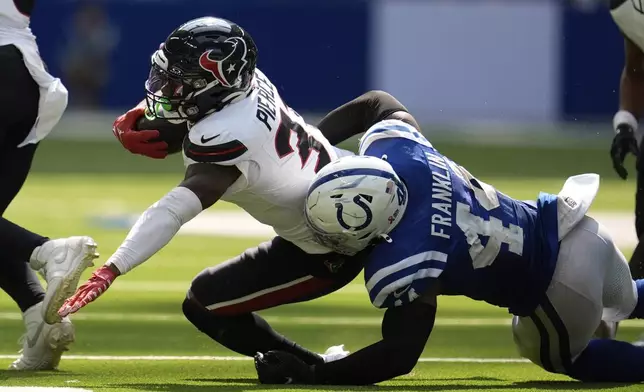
[512,216,638,374]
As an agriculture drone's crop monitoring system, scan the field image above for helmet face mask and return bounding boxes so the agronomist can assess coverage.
[145,62,203,119]
[144,17,258,121]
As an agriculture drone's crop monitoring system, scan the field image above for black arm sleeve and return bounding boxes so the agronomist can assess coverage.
[14,0,36,16]
[312,300,436,385]
[610,0,627,10]
[317,90,421,146]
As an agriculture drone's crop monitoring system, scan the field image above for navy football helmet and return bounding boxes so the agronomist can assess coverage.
[145,17,258,121]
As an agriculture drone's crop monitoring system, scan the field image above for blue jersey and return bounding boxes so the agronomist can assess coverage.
[360,120,560,316]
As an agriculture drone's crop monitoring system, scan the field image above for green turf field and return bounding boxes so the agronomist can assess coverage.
[0,139,643,391]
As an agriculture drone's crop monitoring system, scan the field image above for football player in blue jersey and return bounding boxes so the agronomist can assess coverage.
[254,119,644,385]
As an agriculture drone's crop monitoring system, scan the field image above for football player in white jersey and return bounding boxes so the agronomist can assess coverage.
[60,16,421,366]
[607,0,644,341]
[0,0,99,370]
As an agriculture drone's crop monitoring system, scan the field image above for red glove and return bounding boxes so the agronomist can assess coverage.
[58,265,119,317]
[113,105,169,159]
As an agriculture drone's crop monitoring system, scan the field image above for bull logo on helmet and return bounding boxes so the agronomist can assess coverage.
[198,37,249,88]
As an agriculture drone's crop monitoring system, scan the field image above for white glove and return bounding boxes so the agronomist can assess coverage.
[320,344,350,363]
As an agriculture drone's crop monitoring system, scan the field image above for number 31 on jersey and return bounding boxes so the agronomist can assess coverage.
[273,108,330,173]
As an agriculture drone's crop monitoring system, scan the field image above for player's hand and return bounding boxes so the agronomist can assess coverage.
[113,106,169,159]
[254,351,316,385]
[611,124,640,180]
[58,265,120,317]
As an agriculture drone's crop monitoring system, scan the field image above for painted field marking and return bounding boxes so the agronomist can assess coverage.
[0,354,528,364]
[1,312,643,328]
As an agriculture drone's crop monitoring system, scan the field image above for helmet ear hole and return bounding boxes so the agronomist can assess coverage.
[193,79,207,89]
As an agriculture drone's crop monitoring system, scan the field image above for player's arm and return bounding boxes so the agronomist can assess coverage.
[313,294,436,385]
[619,36,644,120]
[611,36,644,179]
[256,291,437,385]
[317,90,420,145]
[112,99,190,159]
[256,246,443,386]
[105,162,240,276]
[13,0,36,16]
[58,162,241,317]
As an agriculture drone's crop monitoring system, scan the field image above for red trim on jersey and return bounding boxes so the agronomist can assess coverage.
[183,138,249,163]
[188,144,246,157]
[209,277,333,316]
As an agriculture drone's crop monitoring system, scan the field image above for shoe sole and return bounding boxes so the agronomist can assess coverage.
[47,321,75,370]
[43,237,99,324]
[8,322,75,371]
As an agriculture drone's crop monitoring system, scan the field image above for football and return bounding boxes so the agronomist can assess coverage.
[134,110,190,155]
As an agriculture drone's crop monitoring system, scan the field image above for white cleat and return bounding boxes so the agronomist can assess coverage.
[9,302,75,371]
[30,236,99,324]
[320,344,350,363]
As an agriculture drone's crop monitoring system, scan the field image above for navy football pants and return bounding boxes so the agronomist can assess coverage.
[187,236,363,315]
[0,44,48,312]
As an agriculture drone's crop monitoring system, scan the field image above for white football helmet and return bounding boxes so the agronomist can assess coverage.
[305,155,408,255]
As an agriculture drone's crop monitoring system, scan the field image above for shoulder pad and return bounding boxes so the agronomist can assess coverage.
[183,117,251,166]
[364,248,447,309]
[359,119,432,155]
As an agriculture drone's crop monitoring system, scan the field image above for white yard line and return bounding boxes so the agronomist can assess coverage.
[95,211,639,248]
[0,389,94,392]
[1,312,643,327]
[0,354,529,363]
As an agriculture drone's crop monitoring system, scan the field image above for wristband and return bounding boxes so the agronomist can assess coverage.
[613,110,638,133]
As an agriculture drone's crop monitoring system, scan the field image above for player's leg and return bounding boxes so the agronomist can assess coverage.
[0,144,47,313]
[626,149,644,344]
[0,45,93,370]
[0,45,98,326]
[182,236,361,365]
[513,216,644,382]
[593,148,644,341]
[0,44,48,315]
[0,48,74,371]
[598,154,644,343]
[630,149,644,280]
[568,217,644,382]
[0,139,97,323]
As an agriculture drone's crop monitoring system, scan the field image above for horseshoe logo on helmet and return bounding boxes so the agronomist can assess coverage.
[335,194,374,231]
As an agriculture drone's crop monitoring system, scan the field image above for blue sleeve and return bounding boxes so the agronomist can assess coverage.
[359,119,446,309]
[364,248,448,309]
[359,119,432,156]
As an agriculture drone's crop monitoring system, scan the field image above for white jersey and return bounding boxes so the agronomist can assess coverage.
[0,0,68,146]
[611,0,644,51]
[183,69,352,254]
[0,0,29,29]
